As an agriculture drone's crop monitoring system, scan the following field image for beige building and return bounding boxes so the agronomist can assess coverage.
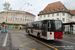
[0,10,35,25]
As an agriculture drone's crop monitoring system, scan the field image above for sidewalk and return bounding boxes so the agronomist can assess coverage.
[63,34,75,36]
[63,34,75,39]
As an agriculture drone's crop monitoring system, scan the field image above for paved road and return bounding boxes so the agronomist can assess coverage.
[9,30,50,50]
[0,30,11,50]
[8,29,75,50]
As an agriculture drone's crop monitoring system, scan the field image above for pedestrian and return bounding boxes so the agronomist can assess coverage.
[0,26,1,30]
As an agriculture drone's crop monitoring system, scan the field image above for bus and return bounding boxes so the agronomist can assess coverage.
[25,20,63,40]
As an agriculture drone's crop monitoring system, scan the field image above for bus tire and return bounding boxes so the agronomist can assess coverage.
[28,31,30,35]
[37,33,40,38]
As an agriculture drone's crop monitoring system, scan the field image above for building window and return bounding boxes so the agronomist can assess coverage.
[20,18,22,20]
[26,13,28,14]
[25,19,26,21]
[18,18,19,20]
[44,15,45,17]
[44,10,46,13]
[11,18,12,19]
[48,10,50,12]
[48,14,49,17]
[62,13,65,16]
[52,9,55,11]
[57,18,59,20]
[25,16,27,18]
[52,14,54,17]
[57,13,59,16]
[41,11,43,13]
[62,18,65,22]
[57,8,60,11]
[40,15,42,18]
[62,8,65,10]
[15,18,17,20]
[11,15,12,16]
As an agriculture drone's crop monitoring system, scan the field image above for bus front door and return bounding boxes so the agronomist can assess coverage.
[31,29,33,33]
[42,23,47,36]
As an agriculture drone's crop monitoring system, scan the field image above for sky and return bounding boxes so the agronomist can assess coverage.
[0,0,75,21]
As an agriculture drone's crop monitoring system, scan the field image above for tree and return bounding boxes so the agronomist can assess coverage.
[3,2,12,11]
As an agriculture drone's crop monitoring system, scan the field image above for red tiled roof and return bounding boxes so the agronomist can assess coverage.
[70,10,75,14]
[39,1,68,14]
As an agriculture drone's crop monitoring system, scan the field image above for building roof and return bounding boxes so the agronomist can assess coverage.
[39,1,68,14]
[70,10,75,14]
[0,10,35,16]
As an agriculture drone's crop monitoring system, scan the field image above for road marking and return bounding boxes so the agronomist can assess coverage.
[27,35,58,50]
[59,40,75,45]
[3,33,8,47]
[19,40,36,50]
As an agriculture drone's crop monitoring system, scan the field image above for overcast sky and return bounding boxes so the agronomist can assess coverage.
[0,0,75,21]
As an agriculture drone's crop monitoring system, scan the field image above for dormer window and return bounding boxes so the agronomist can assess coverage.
[57,8,60,11]
[48,10,50,12]
[41,11,43,13]
[62,8,65,10]
[53,9,55,11]
[44,10,46,13]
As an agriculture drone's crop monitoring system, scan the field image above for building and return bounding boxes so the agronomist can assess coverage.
[70,10,75,22]
[0,10,35,29]
[38,1,75,23]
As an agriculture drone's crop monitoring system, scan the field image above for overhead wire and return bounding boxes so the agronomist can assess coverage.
[23,0,32,11]
[19,0,28,11]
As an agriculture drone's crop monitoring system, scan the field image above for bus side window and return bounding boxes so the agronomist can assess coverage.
[48,21,51,31]
[42,24,44,29]
[39,22,42,30]
[32,23,39,29]
[36,24,39,29]
[51,22,55,31]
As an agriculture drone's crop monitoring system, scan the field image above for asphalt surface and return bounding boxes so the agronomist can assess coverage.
[8,29,75,50]
[24,34,75,50]
[0,28,75,50]
[10,32,51,50]
[0,30,11,50]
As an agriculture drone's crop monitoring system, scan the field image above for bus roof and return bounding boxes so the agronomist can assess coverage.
[26,19,61,24]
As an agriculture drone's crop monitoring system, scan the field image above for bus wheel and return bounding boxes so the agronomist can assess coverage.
[37,33,40,38]
[28,31,30,35]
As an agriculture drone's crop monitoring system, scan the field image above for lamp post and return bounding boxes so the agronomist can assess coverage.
[5,11,8,30]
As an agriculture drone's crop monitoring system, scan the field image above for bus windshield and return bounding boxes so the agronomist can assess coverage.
[55,21,62,31]
[48,20,62,32]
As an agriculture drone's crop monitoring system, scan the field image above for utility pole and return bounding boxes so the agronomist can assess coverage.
[5,11,8,29]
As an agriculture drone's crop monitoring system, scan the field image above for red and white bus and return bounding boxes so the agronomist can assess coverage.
[26,20,63,40]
